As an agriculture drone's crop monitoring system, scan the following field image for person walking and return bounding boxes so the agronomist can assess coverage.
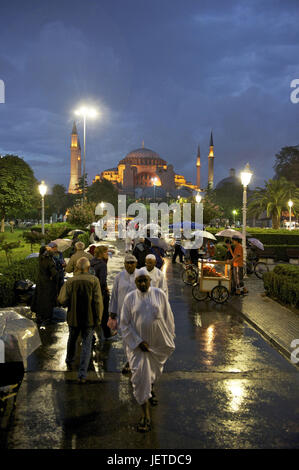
[145,254,168,298]
[133,238,152,268]
[31,244,59,326]
[109,253,139,374]
[50,242,66,290]
[172,236,183,263]
[120,268,175,432]
[65,241,93,276]
[58,257,103,383]
[230,237,248,295]
[90,245,116,340]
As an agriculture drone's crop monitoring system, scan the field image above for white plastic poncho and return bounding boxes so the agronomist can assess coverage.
[109,269,139,320]
[145,266,168,298]
[120,287,175,405]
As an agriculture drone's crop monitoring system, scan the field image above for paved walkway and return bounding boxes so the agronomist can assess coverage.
[230,276,299,363]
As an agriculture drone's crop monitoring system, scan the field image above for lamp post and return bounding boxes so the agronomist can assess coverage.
[38,180,47,236]
[74,106,98,202]
[240,163,253,270]
[288,200,293,230]
[232,209,237,225]
[195,193,201,204]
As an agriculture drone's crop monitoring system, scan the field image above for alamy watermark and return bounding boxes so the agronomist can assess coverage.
[291,339,299,364]
[0,79,5,103]
[93,195,204,249]
[290,79,299,104]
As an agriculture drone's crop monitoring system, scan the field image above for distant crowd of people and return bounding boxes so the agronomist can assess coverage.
[32,238,174,432]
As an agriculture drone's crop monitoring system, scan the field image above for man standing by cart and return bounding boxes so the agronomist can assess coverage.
[230,237,248,295]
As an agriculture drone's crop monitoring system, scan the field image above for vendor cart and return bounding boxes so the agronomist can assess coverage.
[192,260,232,303]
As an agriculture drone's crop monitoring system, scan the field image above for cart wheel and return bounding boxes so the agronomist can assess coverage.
[182,268,197,286]
[192,284,208,301]
[211,285,229,303]
[254,262,269,279]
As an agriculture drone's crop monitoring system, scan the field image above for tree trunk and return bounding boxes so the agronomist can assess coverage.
[1,217,4,233]
[272,214,280,230]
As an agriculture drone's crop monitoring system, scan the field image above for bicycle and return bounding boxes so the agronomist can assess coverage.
[246,257,269,279]
[181,260,199,285]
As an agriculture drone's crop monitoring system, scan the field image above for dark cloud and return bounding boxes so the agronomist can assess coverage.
[0,0,298,190]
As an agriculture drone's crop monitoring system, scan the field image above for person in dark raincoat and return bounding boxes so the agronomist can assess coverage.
[31,245,59,325]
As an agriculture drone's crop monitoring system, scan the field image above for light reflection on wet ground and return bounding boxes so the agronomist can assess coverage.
[2,241,299,449]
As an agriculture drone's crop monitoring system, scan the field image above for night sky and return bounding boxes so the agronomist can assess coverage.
[0,0,299,191]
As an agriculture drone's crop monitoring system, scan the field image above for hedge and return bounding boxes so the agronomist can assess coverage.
[0,258,39,307]
[77,232,91,248]
[258,245,299,261]
[29,222,77,242]
[206,227,299,246]
[263,264,299,308]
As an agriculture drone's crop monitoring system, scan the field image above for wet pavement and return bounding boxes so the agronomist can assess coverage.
[2,243,299,449]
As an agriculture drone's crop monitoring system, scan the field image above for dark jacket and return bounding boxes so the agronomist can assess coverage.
[58,273,103,327]
[31,251,59,320]
[133,241,152,269]
[90,258,108,293]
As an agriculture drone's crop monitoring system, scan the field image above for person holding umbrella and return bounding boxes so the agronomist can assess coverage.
[230,237,248,295]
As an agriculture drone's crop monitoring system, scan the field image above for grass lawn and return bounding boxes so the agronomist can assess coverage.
[0,228,39,271]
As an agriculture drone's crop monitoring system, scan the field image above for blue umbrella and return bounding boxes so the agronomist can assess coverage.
[169,221,203,230]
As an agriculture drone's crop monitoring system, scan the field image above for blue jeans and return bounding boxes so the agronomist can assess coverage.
[66,326,94,379]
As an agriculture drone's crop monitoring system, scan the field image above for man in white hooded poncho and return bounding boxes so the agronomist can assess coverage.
[120,267,175,433]
[145,254,168,298]
[109,254,139,374]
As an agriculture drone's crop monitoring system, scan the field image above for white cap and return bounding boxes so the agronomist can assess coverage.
[136,267,151,278]
[145,254,156,261]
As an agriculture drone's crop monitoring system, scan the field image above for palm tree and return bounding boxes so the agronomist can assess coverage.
[248,178,299,229]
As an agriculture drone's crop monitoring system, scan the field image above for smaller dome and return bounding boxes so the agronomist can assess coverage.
[216,168,241,190]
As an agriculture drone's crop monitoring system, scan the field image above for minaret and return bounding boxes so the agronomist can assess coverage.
[68,122,82,193]
[208,131,214,189]
[196,144,201,189]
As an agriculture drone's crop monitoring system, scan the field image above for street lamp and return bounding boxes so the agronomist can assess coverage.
[151,177,158,202]
[232,209,237,225]
[74,106,98,202]
[195,193,201,204]
[240,163,253,269]
[288,200,293,230]
[38,180,47,235]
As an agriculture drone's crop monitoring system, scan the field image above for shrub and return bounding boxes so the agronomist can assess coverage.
[263,264,299,308]
[215,243,227,261]
[77,232,90,248]
[0,258,39,307]
[259,245,299,261]
[29,222,76,242]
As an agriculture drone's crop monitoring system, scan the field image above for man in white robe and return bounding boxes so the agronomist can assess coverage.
[120,267,175,432]
[109,254,139,322]
[145,254,168,298]
[109,254,139,374]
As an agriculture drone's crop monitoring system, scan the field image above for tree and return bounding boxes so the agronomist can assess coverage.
[213,183,243,222]
[0,155,38,232]
[45,184,76,218]
[274,146,299,186]
[202,194,224,225]
[248,178,299,229]
[87,179,119,209]
[66,201,99,228]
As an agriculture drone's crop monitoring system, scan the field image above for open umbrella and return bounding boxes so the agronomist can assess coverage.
[216,229,244,239]
[0,309,41,364]
[26,253,39,259]
[248,238,264,250]
[192,230,216,241]
[52,239,72,252]
[147,238,170,250]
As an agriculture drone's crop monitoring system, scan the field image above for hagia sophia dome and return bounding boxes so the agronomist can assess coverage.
[119,147,167,167]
